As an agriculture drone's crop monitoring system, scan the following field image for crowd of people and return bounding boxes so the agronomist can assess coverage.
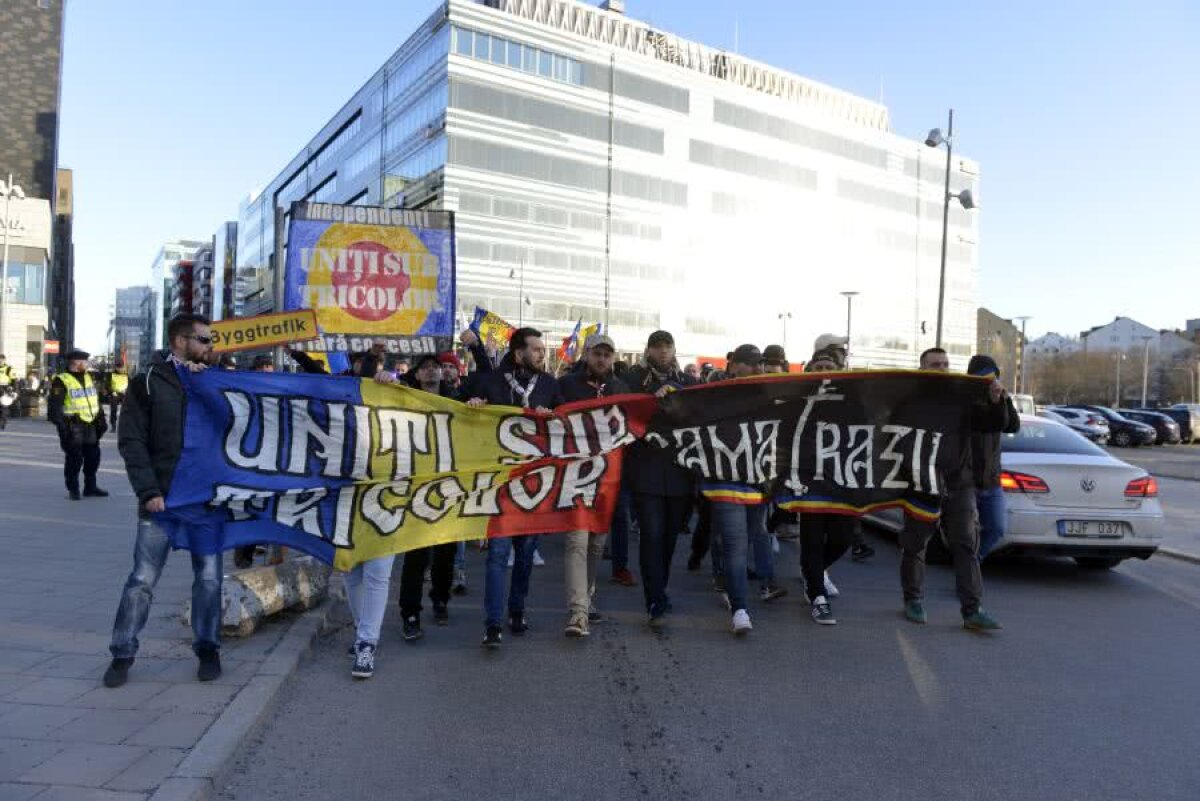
[55,312,1017,687]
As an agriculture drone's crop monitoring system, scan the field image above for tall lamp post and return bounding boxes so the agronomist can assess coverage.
[840,291,858,361]
[1139,335,1155,407]
[778,311,791,348]
[924,111,976,349]
[1,175,27,363]
[1114,352,1126,407]
[1013,315,1031,395]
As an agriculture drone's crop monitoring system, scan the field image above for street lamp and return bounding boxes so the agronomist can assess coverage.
[778,312,791,347]
[1013,315,1031,395]
[1,175,27,364]
[925,110,977,349]
[1139,335,1155,407]
[840,292,858,361]
[1114,352,1126,407]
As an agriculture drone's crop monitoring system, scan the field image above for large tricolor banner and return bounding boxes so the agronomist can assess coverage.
[283,202,456,356]
[159,370,991,570]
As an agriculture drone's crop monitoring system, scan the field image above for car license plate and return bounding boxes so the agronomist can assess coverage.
[1058,520,1128,538]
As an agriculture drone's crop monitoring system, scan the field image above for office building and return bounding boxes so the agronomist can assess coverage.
[148,240,205,349]
[113,285,151,371]
[236,0,980,366]
[0,195,53,376]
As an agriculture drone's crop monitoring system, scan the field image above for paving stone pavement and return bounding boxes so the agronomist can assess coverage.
[0,421,316,800]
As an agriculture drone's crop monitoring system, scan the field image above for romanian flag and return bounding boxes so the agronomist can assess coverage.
[559,320,582,362]
[469,306,515,352]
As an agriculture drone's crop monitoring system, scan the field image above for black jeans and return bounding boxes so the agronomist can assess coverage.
[63,443,101,492]
[398,542,456,618]
[689,496,712,564]
[799,514,855,601]
[634,493,691,612]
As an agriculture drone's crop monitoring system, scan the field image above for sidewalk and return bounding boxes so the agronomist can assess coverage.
[0,420,330,801]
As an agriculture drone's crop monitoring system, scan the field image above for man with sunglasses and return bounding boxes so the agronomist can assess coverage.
[103,313,226,688]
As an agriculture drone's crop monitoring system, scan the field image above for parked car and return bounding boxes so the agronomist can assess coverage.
[1159,405,1200,444]
[1042,407,1109,444]
[1062,405,1157,447]
[865,415,1163,569]
[1119,409,1181,445]
[1010,393,1036,416]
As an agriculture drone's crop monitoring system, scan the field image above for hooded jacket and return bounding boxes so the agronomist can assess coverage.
[964,355,1021,490]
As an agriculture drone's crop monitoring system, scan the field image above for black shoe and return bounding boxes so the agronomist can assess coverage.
[648,603,668,629]
[83,487,109,498]
[508,611,528,635]
[402,615,423,642]
[433,602,449,626]
[851,543,875,562]
[482,626,503,649]
[351,642,376,679]
[103,657,133,688]
[68,490,81,501]
[197,650,221,682]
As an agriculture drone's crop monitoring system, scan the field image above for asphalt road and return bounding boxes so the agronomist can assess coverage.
[220,529,1200,801]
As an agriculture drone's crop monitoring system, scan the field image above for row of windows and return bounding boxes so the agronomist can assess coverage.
[448,137,687,206]
[838,178,974,227]
[385,135,447,183]
[690,139,818,190]
[1,259,45,305]
[342,135,381,182]
[456,237,665,280]
[610,69,690,114]
[384,83,446,158]
[714,99,888,170]
[310,115,363,175]
[458,191,659,241]
[453,26,583,86]
[385,26,450,107]
[449,79,664,154]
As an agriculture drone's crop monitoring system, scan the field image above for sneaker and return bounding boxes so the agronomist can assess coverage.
[451,570,468,595]
[823,571,839,598]
[564,611,590,637]
[508,611,528,635]
[904,600,928,625]
[647,603,668,629]
[532,549,545,567]
[759,582,788,603]
[481,625,503,649]
[433,602,449,626]
[196,649,222,682]
[83,487,109,497]
[731,609,753,635]
[103,657,133,688]
[402,615,423,642]
[963,609,1003,632]
[810,596,837,626]
[851,543,875,562]
[610,568,637,586]
[351,642,376,679]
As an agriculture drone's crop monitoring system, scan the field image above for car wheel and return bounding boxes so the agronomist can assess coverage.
[1112,430,1132,447]
[1074,556,1123,570]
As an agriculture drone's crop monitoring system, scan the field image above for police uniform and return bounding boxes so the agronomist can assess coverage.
[107,369,129,428]
[0,356,17,430]
[48,349,109,500]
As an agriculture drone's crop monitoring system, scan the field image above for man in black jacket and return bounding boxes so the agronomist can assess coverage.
[465,327,563,648]
[557,334,630,637]
[900,348,1015,632]
[966,354,1021,559]
[103,313,225,688]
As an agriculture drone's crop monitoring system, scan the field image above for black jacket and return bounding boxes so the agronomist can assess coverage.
[944,396,1017,492]
[621,363,698,497]
[118,351,187,506]
[557,370,631,403]
[970,395,1020,489]
[465,352,563,409]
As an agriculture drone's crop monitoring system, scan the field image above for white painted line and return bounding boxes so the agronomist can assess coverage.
[0,510,130,531]
[896,629,941,708]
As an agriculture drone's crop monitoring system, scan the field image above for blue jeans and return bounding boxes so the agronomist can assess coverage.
[711,502,767,613]
[750,513,775,581]
[345,555,396,645]
[976,486,1007,559]
[454,540,467,572]
[110,517,222,658]
[484,535,538,628]
[608,489,633,574]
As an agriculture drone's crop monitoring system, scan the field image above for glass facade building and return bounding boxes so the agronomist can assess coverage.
[236,0,980,367]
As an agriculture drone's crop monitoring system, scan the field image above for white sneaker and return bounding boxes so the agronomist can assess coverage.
[731,609,753,635]
[823,571,839,598]
[532,549,545,567]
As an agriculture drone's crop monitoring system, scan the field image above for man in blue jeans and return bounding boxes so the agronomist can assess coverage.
[104,313,225,687]
[966,355,1021,559]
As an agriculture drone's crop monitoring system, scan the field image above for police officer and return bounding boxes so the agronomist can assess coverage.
[48,349,109,500]
[107,363,130,428]
[0,353,17,430]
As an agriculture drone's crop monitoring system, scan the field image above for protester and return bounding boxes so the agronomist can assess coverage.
[252,354,274,372]
[48,349,109,501]
[623,330,698,627]
[684,363,701,381]
[104,314,223,687]
[438,352,463,393]
[762,345,788,373]
[105,363,130,428]
[465,327,563,648]
[966,354,1021,560]
[900,347,1010,631]
[556,334,630,637]
[0,353,17,430]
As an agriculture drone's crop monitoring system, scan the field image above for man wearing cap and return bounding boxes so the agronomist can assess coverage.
[556,334,631,637]
[48,349,109,500]
[762,345,789,373]
[0,354,17,430]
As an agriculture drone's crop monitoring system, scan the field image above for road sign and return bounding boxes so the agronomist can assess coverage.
[211,310,319,353]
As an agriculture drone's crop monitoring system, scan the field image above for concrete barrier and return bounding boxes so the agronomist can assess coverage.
[184,556,332,637]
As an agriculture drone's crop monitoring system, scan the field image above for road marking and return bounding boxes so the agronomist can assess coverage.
[896,630,941,708]
[0,510,129,531]
[0,457,125,475]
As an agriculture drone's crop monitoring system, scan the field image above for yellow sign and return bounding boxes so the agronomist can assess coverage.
[212,310,319,353]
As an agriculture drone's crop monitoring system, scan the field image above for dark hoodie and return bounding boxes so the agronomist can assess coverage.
[465,350,563,409]
[964,354,1021,490]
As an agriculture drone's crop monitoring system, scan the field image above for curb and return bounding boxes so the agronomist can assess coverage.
[148,596,340,801]
[1159,547,1200,566]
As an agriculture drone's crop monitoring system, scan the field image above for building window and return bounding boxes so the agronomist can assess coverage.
[453,26,583,88]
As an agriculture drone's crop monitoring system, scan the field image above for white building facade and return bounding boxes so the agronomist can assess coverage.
[236,0,981,367]
[1024,331,1081,362]
[0,195,53,376]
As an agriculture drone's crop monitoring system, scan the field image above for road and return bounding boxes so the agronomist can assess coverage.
[221,529,1200,800]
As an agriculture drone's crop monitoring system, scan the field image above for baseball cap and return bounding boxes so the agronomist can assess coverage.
[728,344,764,365]
[807,346,847,370]
[813,334,849,352]
[585,334,616,351]
[647,330,674,347]
[763,344,787,363]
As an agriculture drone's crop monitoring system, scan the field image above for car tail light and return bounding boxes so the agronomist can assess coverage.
[999,470,1049,494]
[1125,476,1158,498]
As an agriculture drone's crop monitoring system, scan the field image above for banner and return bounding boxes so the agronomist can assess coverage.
[469,306,515,352]
[159,370,990,570]
[211,310,318,353]
[283,202,456,355]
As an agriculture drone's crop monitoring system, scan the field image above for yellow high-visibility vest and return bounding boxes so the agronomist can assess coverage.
[57,373,99,423]
[110,373,129,394]
[0,365,14,386]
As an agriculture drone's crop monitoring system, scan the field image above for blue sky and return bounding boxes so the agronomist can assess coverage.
[60,0,1199,352]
